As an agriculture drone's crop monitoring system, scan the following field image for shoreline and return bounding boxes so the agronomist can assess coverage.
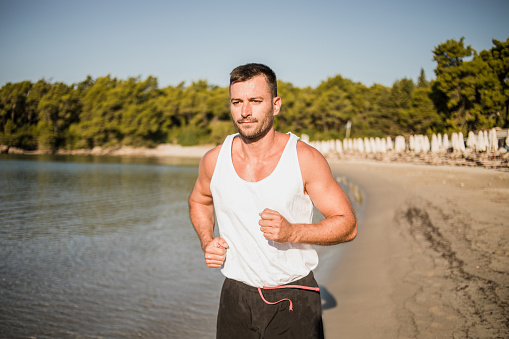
[3,143,508,170]
[3,144,215,159]
[324,160,509,338]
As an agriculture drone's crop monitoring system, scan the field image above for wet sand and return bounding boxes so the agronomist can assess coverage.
[323,160,509,338]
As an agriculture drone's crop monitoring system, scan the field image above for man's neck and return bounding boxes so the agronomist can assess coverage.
[236,130,283,161]
[231,130,289,182]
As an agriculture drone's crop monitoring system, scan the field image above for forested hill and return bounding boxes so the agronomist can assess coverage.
[1,37,508,153]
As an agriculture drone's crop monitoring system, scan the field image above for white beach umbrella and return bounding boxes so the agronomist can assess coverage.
[458,132,465,152]
[412,135,418,153]
[364,137,371,153]
[431,134,439,153]
[423,135,430,153]
[451,133,459,151]
[466,131,476,150]
[321,140,330,154]
[477,131,486,151]
[380,138,387,153]
[329,140,336,153]
[409,135,415,152]
[343,138,349,152]
[414,135,419,152]
[343,139,356,153]
[375,137,381,153]
[386,137,393,151]
[482,131,488,151]
[394,136,405,152]
[442,134,450,152]
[369,137,376,153]
[335,139,343,153]
[377,137,386,153]
[415,135,422,153]
[488,128,497,152]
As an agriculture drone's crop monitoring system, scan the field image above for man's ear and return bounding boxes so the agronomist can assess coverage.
[273,96,282,116]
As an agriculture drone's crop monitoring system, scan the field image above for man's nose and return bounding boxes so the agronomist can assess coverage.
[241,102,251,117]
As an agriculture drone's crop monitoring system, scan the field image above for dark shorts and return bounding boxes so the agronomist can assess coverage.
[216,272,324,339]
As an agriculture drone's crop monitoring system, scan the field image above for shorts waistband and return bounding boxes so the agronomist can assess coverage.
[224,272,320,312]
[225,271,317,292]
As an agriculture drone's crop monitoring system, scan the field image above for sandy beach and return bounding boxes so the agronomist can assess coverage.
[323,160,509,338]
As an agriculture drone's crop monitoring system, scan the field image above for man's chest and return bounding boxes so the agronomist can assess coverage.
[232,158,279,182]
[233,160,277,182]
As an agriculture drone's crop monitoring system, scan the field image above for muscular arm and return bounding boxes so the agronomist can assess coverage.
[259,141,357,246]
[188,146,228,267]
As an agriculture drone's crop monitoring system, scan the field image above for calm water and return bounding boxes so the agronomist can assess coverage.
[0,154,359,338]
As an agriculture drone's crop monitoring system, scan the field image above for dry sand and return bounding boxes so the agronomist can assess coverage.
[323,160,509,338]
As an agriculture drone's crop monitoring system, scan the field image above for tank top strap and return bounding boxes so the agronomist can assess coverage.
[212,133,237,180]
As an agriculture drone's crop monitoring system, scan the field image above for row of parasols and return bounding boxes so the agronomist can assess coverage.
[303,128,509,155]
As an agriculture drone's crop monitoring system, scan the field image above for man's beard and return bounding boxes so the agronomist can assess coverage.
[233,114,274,143]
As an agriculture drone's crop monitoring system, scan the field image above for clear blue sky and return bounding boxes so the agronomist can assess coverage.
[1,0,508,89]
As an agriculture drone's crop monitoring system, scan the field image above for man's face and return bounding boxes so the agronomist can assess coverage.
[230,75,281,142]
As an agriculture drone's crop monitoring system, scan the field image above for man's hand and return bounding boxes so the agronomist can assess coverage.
[259,208,294,243]
[203,237,228,268]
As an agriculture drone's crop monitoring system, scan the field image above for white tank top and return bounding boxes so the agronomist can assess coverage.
[210,132,319,287]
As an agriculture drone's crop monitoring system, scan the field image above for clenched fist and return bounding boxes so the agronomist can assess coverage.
[259,208,294,243]
[203,237,228,268]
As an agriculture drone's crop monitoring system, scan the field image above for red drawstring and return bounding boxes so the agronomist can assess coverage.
[257,285,320,312]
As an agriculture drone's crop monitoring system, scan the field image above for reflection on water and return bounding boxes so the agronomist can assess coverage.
[336,176,365,207]
[0,153,201,167]
[0,155,221,338]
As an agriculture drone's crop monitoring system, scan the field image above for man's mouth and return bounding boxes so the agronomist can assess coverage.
[238,119,257,124]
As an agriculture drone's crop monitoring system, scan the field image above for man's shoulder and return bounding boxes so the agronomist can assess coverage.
[199,144,222,179]
[296,138,325,161]
[203,143,223,162]
[296,139,330,179]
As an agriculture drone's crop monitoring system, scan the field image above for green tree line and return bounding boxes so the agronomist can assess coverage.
[1,37,508,152]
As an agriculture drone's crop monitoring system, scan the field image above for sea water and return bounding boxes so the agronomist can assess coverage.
[0,154,360,338]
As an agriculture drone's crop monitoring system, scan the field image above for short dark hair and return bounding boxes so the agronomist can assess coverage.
[229,63,277,97]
